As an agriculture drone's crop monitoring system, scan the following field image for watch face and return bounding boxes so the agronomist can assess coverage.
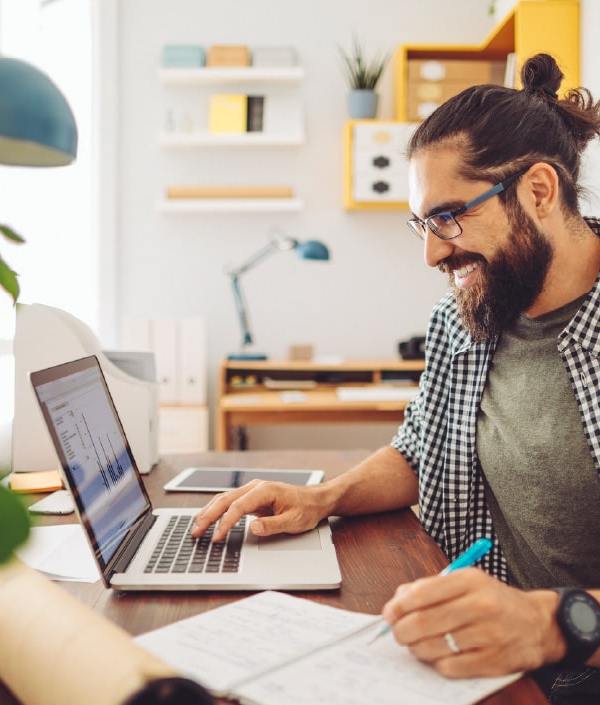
[566,594,600,643]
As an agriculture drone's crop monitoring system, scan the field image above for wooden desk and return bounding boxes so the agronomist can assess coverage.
[217,359,425,450]
[0,451,547,705]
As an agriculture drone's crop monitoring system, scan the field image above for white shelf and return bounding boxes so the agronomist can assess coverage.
[158,198,304,213]
[159,132,305,147]
[159,67,304,85]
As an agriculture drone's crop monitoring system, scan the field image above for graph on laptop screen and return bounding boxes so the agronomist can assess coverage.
[34,363,149,564]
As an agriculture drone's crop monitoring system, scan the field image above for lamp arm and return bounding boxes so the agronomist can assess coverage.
[228,239,287,277]
[230,273,253,348]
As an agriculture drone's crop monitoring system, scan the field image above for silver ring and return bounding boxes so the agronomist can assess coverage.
[444,631,460,654]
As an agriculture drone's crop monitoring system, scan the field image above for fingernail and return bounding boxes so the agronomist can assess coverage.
[252,520,264,534]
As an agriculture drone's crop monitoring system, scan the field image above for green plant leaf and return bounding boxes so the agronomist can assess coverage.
[0,224,25,244]
[0,485,30,564]
[0,255,20,303]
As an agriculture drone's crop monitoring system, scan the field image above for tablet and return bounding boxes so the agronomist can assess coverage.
[164,467,324,493]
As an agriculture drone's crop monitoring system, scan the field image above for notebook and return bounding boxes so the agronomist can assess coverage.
[136,590,521,705]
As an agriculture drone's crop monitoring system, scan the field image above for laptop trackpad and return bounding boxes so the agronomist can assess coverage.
[255,530,322,551]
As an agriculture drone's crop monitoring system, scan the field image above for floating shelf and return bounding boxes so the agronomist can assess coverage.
[159,67,305,85]
[158,198,304,213]
[159,132,305,147]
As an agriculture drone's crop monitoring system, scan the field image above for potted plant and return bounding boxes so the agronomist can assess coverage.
[340,37,389,119]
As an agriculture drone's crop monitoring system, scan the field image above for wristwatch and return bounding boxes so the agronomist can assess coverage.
[552,588,600,668]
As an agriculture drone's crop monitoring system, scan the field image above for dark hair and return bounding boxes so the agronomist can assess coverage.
[407,53,600,213]
[122,678,214,705]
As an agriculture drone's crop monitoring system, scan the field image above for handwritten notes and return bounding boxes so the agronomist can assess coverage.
[238,623,520,705]
[135,591,376,695]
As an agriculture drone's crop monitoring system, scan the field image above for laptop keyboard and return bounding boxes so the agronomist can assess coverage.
[144,515,246,575]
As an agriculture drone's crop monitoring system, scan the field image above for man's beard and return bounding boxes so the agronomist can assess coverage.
[440,202,554,342]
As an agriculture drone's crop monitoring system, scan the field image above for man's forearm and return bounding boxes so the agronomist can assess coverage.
[318,446,419,517]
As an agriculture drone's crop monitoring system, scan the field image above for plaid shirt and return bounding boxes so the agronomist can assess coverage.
[391,217,600,583]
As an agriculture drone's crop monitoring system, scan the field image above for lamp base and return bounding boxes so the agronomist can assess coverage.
[227,352,268,361]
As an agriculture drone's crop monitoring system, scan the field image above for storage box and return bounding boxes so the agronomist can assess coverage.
[207,45,251,67]
[209,94,248,133]
[161,44,205,68]
[408,59,505,84]
[407,80,482,121]
[251,46,297,67]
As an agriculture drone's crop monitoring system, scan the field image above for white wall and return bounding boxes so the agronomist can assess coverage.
[580,0,600,215]
[111,0,496,450]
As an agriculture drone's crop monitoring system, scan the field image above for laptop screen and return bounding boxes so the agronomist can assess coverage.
[31,356,151,571]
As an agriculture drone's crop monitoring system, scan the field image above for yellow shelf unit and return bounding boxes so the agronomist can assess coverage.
[344,0,580,211]
[394,0,580,121]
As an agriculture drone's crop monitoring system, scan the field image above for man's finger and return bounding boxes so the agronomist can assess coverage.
[433,647,507,679]
[212,484,276,541]
[191,481,261,537]
[250,510,302,537]
[382,568,487,624]
[407,623,495,662]
[390,594,477,646]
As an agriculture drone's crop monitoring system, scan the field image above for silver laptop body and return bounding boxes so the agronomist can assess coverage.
[30,355,341,591]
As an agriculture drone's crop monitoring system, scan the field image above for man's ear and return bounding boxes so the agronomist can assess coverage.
[520,162,560,218]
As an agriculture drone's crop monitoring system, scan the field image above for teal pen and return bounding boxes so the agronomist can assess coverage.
[367,537,494,646]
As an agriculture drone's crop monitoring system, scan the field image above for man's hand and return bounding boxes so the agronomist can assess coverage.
[382,568,567,678]
[191,480,333,542]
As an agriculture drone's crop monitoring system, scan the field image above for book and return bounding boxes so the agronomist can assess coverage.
[209,94,247,133]
[136,590,520,705]
[246,95,264,132]
[161,45,205,68]
[166,186,294,200]
[251,46,297,67]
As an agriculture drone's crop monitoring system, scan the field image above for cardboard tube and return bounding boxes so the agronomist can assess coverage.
[0,561,175,705]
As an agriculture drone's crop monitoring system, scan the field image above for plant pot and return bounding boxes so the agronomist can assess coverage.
[347,89,378,119]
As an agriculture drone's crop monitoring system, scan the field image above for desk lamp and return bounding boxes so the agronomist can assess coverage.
[227,231,330,361]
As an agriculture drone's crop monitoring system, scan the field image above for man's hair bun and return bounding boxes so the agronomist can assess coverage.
[521,53,563,100]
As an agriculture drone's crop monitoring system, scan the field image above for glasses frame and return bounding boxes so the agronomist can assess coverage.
[407,169,525,241]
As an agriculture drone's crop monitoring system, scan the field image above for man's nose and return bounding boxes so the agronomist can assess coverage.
[424,228,455,268]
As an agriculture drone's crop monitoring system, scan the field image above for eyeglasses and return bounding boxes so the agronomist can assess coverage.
[407,170,525,241]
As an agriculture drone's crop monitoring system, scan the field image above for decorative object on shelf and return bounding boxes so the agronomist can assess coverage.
[207,44,251,67]
[161,44,205,68]
[252,46,297,67]
[209,94,247,133]
[226,231,330,361]
[0,57,77,302]
[339,37,388,119]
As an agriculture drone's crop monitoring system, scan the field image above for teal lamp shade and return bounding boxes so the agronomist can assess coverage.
[0,58,77,167]
[296,240,330,261]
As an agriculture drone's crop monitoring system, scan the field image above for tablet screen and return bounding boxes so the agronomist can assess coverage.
[176,468,315,490]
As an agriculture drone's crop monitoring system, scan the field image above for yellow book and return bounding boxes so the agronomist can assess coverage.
[209,94,247,134]
[9,469,63,494]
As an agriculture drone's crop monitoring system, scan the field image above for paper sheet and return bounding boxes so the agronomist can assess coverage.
[136,590,378,695]
[336,386,419,402]
[237,622,520,705]
[16,524,100,583]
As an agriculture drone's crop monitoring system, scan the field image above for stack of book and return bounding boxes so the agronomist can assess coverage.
[209,94,265,133]
[161,44,205,68]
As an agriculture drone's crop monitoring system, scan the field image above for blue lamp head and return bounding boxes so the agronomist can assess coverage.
[0,58,78,167]
[296,240,330,261]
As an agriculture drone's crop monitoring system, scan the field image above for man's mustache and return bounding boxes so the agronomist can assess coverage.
[438,253,487,275]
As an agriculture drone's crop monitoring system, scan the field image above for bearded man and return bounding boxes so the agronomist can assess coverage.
[192,54,600,704]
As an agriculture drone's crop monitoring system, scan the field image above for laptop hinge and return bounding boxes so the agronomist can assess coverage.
[109,511,157,580]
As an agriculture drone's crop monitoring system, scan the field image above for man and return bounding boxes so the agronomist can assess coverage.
[193,54,600,703]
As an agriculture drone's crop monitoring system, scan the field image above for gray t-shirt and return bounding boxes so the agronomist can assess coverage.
[476,294,600,589]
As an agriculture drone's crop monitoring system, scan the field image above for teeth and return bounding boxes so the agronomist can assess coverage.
[456,262,479,278]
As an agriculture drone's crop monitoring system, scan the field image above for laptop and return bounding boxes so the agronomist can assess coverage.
[30,355,342,591]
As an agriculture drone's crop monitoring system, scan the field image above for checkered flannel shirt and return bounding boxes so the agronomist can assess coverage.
[391,217,600,583]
